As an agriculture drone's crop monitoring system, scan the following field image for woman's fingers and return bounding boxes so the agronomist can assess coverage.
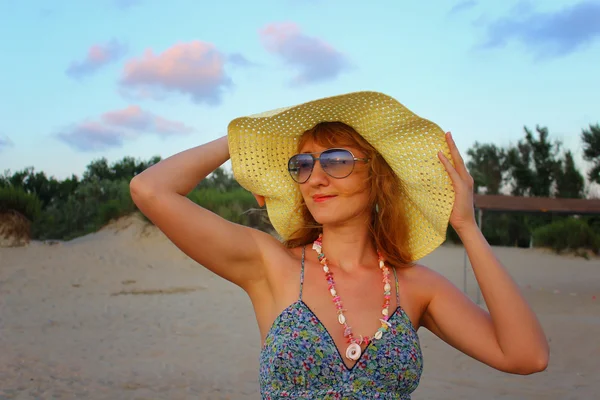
[445,132,474,188]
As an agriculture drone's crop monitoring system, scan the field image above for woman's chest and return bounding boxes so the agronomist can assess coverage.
[260,302,424,396]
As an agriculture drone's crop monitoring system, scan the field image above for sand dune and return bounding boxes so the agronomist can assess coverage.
[1,214,598,399]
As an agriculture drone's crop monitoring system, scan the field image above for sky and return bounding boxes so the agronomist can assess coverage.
[1,0,599,184]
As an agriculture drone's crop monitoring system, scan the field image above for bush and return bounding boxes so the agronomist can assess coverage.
[31,179,135,240]
[584,215,600,237]
[0,186,42,221]
[532,217,600,254]
[96,180,136,225]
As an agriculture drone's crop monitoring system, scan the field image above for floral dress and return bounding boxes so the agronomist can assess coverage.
[259,247,423,399]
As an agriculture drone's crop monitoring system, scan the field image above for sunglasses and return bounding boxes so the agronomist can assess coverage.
[287,148,370,184]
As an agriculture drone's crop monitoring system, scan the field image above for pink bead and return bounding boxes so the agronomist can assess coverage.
[313,235,394,344]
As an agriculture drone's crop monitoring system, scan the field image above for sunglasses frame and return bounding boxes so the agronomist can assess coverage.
[287,148,370,184]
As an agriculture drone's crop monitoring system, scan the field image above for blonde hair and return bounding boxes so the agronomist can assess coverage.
[283,121,414,268]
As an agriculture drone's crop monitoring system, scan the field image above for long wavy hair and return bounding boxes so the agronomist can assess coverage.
[283,121,414,268]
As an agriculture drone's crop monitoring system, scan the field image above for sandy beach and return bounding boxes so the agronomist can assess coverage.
[1,214,599,399]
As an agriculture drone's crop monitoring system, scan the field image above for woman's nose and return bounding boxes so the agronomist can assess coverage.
[307,159,329,184]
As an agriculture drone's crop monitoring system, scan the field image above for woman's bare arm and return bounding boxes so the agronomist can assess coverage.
[421,132,549,374]
[129,136,279,292]
[420,226,549,374]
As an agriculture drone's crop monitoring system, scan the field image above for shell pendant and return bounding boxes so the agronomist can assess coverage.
[345,343,362,361]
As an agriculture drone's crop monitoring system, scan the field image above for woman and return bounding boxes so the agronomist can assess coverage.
[130,91,549,399]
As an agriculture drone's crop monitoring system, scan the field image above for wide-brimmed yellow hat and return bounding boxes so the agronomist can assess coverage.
[227,91,455,261]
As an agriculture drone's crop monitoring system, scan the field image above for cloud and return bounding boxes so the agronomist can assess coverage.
[480,0,600,59]
[56,106,194,152]
[259,22,351,85]
[66,39,127,78]
[101,105,194,136]
[56,121,128,152]
[119,41,233,105]
[228,53,256,67]
[449,0,477,15]
[0,135,14,150]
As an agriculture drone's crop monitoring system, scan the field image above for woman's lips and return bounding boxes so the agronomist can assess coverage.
[313,195,336,203]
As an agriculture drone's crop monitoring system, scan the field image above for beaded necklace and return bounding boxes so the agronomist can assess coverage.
[312,233,392,361]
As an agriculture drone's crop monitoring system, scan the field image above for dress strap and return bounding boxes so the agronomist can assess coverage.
[392,266,401,305]
[299,245,306,300]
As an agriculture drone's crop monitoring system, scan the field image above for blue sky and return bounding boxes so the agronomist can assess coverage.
[1,0,599,187]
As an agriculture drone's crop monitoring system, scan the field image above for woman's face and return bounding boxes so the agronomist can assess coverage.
[296,139,372,227]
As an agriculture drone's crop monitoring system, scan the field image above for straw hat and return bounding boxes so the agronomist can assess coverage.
[227,91,455,261]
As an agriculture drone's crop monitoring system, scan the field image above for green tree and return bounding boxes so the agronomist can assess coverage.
[505,125,561,197]
[82,158,112,181]
[466,142,507,194]
[555,150,585,199]
[0,167,56,207]
[581,123,600,184]
[198,167,242,191]
[0,169,11,188]
[83,156,161,183]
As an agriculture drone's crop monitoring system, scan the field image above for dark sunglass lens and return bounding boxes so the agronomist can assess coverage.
[321,149,354,178]
[288,154,314,182]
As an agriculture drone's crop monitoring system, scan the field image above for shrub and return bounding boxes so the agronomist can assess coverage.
[532,217,600,254]
[0,186,42,221]
[96,180,136,225]
[31,179,135,240]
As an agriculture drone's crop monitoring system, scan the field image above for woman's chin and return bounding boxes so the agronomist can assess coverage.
[312,213,352,227]
[311,209,371,228]
[311,212,338,226]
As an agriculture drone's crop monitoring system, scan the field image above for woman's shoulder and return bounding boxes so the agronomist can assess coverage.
[261,241,307,276]
[394,262,449,297]
[395,261,462,308]
[396,261,452,283]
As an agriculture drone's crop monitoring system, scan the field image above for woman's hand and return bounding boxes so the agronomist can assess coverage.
[437,132,477,233]
[432,133,549,375]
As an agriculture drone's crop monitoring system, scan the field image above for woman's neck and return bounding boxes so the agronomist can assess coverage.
[318,225,379,274]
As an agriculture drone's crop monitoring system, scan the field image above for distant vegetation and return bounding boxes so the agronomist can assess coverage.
[0,156,270,242]
[1,123,600,256]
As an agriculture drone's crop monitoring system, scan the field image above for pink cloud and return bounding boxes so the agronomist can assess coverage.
[57,106,193,152]
[66,39,127,78]
[102,105,194,135]
[119,41,232,104]
[259,22,351,85]
[56,121,128,152]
